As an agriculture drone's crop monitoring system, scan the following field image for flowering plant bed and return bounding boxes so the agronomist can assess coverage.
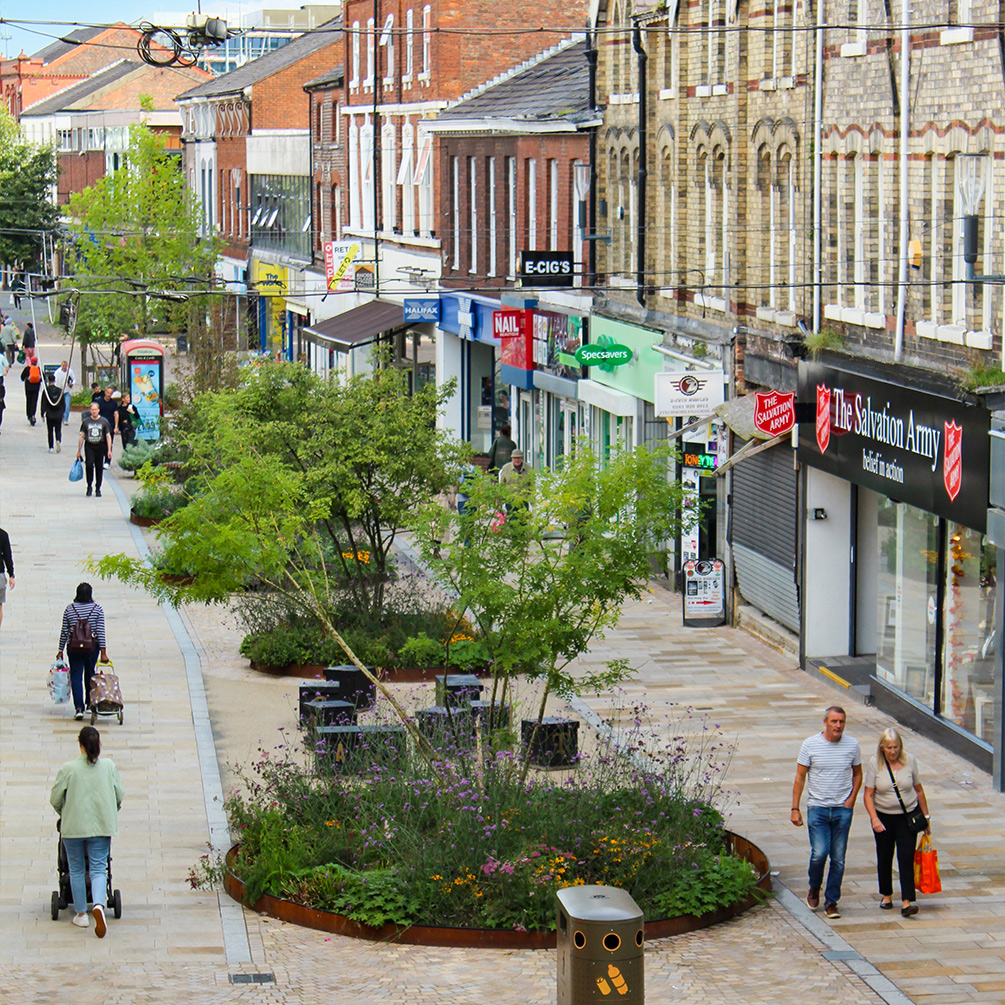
[222,832,769,948]
[204,705,766,937]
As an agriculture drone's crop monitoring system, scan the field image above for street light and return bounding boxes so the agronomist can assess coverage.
[957,153,988,274]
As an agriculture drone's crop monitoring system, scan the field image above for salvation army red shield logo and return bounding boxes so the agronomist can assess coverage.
[815,384,831,454]
[754,390,795,436]
[944,420,962,502]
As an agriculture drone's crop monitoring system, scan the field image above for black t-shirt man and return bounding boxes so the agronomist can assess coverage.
[96,393,117,429]
[80,415,112,448]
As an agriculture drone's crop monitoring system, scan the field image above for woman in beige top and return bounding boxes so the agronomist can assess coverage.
[863,728,931,917]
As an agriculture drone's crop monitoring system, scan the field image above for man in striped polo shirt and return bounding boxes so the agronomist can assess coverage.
[791,706,862,920]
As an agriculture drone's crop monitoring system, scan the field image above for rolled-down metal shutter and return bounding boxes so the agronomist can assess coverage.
[730,439,800,632]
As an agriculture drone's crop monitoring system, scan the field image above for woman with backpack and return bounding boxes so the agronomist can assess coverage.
[20,350,41,426]
[56,583,108,721]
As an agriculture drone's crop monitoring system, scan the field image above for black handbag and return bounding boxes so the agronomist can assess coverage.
[884,756,928,833]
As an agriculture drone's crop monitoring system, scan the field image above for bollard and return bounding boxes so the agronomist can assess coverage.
[556,885,644,1004]
[522,717,579,767]
[304,698,356,730]
[323,664,376,711]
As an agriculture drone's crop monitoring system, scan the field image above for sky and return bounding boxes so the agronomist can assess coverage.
[0,0,322,59]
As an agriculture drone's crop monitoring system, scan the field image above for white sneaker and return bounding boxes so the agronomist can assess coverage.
[92,903,106,938]
[72,913,89,928]
[49,447,53,453]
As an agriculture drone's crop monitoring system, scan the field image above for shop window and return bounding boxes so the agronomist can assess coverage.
[875,499,939,708]
[942,525,997,740]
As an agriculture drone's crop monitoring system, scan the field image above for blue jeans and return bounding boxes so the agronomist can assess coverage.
[63,835,110,914]
[807,804,853,905]
[63,392,71,423]
[68,649,99,713]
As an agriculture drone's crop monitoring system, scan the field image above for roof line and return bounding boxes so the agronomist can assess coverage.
[445,33,585,111]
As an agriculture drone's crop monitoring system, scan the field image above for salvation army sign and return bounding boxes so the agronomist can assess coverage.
[753,390,795,437]
[797,362,990,531]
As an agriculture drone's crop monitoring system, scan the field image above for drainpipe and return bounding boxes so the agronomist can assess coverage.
[632,22,647,310]
[813,0,823,333]
[893,0,910,361]
[587,22,598,287]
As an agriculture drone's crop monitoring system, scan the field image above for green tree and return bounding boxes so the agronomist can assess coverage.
[91,359,463,761]
[0,107,59,270]
[63,123,217,368]
[410,442,695,775]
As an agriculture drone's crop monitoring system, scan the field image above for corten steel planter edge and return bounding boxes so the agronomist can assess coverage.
[129,509,160,528]
[223,832,770,949]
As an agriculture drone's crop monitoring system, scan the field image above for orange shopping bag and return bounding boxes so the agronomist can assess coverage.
[914,834,942,894]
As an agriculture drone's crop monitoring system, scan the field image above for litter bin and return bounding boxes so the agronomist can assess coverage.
[556,885,644,1004]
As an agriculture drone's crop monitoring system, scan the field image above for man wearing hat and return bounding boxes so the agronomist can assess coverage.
[498,448,533,513]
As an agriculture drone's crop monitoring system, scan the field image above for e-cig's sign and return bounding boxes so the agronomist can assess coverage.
[519,251,574,287]
[797,362,990,531]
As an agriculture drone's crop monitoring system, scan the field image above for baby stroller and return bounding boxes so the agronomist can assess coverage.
[50,819,122,921]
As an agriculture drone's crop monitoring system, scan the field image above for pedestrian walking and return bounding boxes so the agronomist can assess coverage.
[56,582,109,720]
[791,705,862,919]
[20,350,41,425]
[40,373,64,452]
[95,387,118,467]
[76,401,112,497]
[486,424,516,472]
[498,448,533,515]
[53,359,75,424]
[21,321,36,352]
[1,315,17,366]
[49,726,123,938]
[11,274,24,310]
[863,728,931,917]
[115,392,141,450]
[0,525,14,629]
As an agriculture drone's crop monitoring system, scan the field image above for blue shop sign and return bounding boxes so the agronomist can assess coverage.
[403,298,440,323]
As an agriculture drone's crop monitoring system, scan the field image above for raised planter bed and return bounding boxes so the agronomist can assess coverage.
[223,832,770,949]
[129,509,160,527]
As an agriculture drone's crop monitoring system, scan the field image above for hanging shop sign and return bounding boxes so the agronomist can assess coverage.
[654,371,726,417]
[575,339,632,369]
[494,308,534,369]
[324,240,360,291]
[754,389,796,436]
[519,251,574,288]
[682,559,726,627]
[403,298,440,323]
[797,362,991,531]
[682,441,719,471]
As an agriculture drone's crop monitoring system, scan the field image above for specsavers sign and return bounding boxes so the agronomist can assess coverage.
[797,362,990,531]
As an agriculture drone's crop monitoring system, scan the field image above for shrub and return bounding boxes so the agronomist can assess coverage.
[119,439,156,472]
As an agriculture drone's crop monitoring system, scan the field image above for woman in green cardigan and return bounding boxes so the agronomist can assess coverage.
[50,726,124,937]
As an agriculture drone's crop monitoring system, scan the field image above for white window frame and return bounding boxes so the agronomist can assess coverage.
[381,122,396,232]
[416,128,433,235]
[399,123,415,235]
[420,5,432,83]
[350,21,360,90]
[380,13,394,87]
[572,161,589,287]
[527,158,537,251]
[469,157,478,274]
[507,156,518,278]
[841,0,868,57]
[360,123,375,231]
[786,156,796,312]
[549,159,559,250]
[853,154,866,310]
[452,155,460,270]
[488,156,497,277]
[403,9,414,83]
[364,17,375,91]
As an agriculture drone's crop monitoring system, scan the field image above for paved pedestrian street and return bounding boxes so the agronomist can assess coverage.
[2,326,1005,1002]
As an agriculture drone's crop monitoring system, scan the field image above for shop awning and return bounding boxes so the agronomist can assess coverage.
[303,300,406,351]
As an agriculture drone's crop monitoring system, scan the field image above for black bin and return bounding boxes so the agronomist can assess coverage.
[298,681,343,726]
[304,698,356,729]
[434,673,484,707]
[323,664,376,711]
[415,705,474,748]
[522,717,579,767]
[470,699,510,731]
